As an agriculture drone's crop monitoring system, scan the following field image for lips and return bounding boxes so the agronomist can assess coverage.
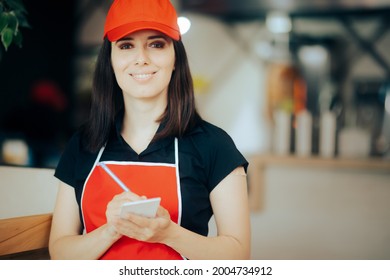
[131,72,155,81]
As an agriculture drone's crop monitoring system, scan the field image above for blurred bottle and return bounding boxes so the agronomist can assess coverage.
[273,109,291,155]
[319,111,336,158]
[295,109,312,157]
[267,62,307,156]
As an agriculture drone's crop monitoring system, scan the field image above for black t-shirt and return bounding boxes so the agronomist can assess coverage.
[55,118,248,236]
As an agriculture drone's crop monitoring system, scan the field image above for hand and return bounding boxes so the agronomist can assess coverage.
[105,192,144,240]
[115,205,172,243]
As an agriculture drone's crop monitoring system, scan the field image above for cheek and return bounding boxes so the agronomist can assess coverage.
[111,49,131,73]
[111,57,128,74]
[153,50,175,71]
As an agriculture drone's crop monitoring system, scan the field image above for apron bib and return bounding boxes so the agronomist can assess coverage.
[81,138,184,259]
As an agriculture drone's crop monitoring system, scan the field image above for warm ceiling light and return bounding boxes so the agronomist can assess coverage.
[178,16,191,35]
[298,45,328,67]
[266,11,292,34]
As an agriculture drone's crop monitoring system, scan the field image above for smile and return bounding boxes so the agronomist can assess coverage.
[131,73,155,80]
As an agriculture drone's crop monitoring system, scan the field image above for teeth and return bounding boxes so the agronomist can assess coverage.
[132,73,152,80]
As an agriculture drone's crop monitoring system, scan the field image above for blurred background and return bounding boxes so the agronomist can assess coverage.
[0,0,390,260]
[1,0,390,167]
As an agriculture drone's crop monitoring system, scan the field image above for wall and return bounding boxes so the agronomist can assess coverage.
[0,167,58,219]
[182,13,271,155]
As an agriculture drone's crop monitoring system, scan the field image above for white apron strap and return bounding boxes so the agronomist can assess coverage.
[80,144,106,234]
[174,137,182,226]
[94,144,106,166]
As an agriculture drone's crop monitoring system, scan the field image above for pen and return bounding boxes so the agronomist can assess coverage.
[98,162,130,192]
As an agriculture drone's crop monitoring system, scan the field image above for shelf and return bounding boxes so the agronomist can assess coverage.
[247,154,390,211]
[250,154,390,171]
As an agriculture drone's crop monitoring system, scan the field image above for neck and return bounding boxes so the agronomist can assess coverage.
[121,97,167,154]
[123,97,166,130]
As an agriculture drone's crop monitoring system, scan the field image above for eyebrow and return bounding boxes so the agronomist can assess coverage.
[116,35,169,42]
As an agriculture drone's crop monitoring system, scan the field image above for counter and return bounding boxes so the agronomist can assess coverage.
[248,155,390,211]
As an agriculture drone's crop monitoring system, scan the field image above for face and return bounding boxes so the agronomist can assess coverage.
[111,30,175,103]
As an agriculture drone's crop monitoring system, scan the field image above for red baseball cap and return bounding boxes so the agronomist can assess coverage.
[103,0,180,42]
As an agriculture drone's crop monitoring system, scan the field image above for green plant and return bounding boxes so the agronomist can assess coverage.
[0,0,29,58]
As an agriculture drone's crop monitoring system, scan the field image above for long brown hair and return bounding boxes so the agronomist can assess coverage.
[81,38,200,153]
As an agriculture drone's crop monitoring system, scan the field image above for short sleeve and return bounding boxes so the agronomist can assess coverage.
[200,122,248,192]
[54,132,81,188]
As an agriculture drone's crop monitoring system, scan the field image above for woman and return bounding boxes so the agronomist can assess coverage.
[49,0,250,260]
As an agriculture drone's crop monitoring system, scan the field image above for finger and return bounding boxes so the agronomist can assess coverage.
[112,191,142,205]
[121,191,141,201]
[155,206,170,219]
[116,216,151,240]
[120,226,152,242]
[121,212,152,227]
[156,206,164,216]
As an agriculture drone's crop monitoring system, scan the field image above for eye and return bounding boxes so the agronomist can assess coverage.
[118,42,133,50]
[150,41,166,49]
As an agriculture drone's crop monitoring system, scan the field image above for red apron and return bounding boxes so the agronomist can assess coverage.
[81,138,184,260]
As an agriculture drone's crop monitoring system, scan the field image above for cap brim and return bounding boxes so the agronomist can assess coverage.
[106,21,180,42]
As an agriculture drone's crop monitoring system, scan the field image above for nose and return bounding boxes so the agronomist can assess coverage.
[134,48,149,66]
